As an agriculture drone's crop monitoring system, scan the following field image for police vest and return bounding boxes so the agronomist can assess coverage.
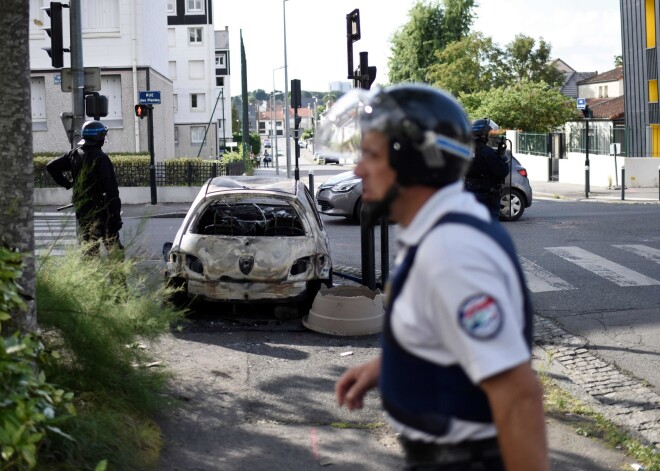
[379,212,533,436]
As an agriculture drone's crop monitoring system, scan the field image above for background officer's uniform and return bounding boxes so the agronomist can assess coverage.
[464,141,508,217]
[380,182,532,469]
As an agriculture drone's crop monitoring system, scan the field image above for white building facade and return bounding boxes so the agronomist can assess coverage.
[166,0,231,158]
[28,0,175,161]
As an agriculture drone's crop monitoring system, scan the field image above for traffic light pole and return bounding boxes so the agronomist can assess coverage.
[147,105,157,204]
[69,0,85,147]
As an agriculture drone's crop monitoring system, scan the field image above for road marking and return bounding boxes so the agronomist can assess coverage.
[34,214,78,257]
[519,256,576,292]
[546,246,660,287]
[613,245,660,264]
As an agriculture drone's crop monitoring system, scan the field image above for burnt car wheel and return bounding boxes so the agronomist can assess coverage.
[499,188,525,222]
[165,276,190,308]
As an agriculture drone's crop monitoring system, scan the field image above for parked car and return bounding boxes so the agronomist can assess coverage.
[499,154,533,222]
[315,154,532,223]
[316,153,341,165]
[164,176,333,308]
[316,171,363,221]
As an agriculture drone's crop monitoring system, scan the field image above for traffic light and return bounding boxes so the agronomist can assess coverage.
[135,104,149,119]
[42,2,68,68]
[85,94,108,119]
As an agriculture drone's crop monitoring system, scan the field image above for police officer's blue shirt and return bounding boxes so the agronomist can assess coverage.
[383,181,530,444]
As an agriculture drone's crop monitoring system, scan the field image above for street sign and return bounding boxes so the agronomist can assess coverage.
[577,97,587,110]
[60,67,101,93]
[139,91,161,105]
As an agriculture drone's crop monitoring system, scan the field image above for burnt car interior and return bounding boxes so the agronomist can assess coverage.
[193,198,306,237]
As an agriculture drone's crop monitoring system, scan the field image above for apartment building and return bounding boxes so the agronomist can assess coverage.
[167,0,231,158]
[620,0,660,156]
[28,0,231,160]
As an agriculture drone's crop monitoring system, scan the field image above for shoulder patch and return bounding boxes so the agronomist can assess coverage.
[458,294,502,339]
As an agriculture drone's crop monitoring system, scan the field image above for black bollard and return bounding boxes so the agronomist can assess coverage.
[585,166,590,198]
[308,171,314,197]
[621,166,625,200]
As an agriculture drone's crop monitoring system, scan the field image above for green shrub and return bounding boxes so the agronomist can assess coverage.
[32,242,185,469]
[0,248,76,470]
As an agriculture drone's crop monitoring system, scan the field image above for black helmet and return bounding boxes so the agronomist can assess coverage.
[315,84,473,188]
[78,120,108,146]
[472,118,499,142]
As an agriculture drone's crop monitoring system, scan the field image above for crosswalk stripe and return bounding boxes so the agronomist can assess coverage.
[613,245,660,264]
[34,215,78,257]
[545,246,660,287]
[519,256,576,293]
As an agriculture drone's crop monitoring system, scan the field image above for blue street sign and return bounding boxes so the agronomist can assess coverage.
[577,97,586,110]
[139,90,161,105]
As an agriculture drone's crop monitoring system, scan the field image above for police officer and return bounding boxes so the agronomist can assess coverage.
[47,120,123,257]
[323,85,547,470]
[464,119,509,218]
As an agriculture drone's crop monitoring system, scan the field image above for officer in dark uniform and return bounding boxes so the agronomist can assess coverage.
[323,85,548,471]
[47,120,123,257]
[464,119,509,218]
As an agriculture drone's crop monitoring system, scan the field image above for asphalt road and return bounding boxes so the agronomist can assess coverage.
[122,198,660,396]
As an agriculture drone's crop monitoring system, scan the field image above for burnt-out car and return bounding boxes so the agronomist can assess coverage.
[164,176,333,306]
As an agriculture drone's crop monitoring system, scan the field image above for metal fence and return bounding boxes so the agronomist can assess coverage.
[566,127,618,156]
[516,133,550,157]
[35,160,246,188]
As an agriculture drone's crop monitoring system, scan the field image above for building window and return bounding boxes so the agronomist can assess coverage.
[81,0,119,35]
[216,77,224,87]
[650,80,659,103]
[191,93,205,111]
[189,60,205,79]
[168,28,176,47]
[30,77,47,131]
[173,94,178,113]
[188,27,203,45]
[215,54,225,67]
[169,61,177,80]
[258,122,266,131]
[598,86,603,98]
[167,0,176,14]
[191,126,205,144]
[186,0,204,13]
[604,85,608,98]
[100,75,122,123]
[174,126,179,146]
[646,0,656,49]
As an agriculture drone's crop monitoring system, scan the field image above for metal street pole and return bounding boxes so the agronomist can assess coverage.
[69,0,84,146]
[283,0,291,178]
[273,66,284,176]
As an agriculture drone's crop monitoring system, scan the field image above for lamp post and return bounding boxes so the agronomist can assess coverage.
[283,0,291,178]
[272,65,285,176]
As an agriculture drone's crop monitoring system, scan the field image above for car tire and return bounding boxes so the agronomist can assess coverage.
[352,198,363,223]
[499,188,525,222]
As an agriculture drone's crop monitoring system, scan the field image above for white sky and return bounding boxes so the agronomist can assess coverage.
[213,0,621,95]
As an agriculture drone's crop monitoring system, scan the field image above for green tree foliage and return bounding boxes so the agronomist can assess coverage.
[459,80,580,132]
[252,89,269,101]
[231,104,241,134]
[614,55,623,67]
[428,33,507,96]
[504,35,565,87]
[388,0,475,83]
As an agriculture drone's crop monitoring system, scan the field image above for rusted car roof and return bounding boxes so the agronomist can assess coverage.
[206,176,298,196]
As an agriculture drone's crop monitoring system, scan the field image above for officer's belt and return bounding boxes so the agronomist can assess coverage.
[399,436,501,466]
[464,176,500,188]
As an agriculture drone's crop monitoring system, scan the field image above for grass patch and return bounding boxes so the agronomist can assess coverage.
[541,373,660,471]
[34,246,184,470]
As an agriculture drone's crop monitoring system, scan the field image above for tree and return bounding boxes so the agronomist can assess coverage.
[614,55,623,67]
[252,89,269,101]
[504,35,565,87]
[231,104,241,134]
[459,80,580,132]
[428,33,507,96]
[0,0,36,333]
[388,0,475,83]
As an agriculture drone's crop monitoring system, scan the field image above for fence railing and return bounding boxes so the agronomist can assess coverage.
[35,160,246,188]
[516,133,549,157]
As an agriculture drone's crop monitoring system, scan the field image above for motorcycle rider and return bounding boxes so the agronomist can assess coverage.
[464,119,509,218]
[46,120,123,257]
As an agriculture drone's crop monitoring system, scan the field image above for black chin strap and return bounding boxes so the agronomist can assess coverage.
[361,184,401,226]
